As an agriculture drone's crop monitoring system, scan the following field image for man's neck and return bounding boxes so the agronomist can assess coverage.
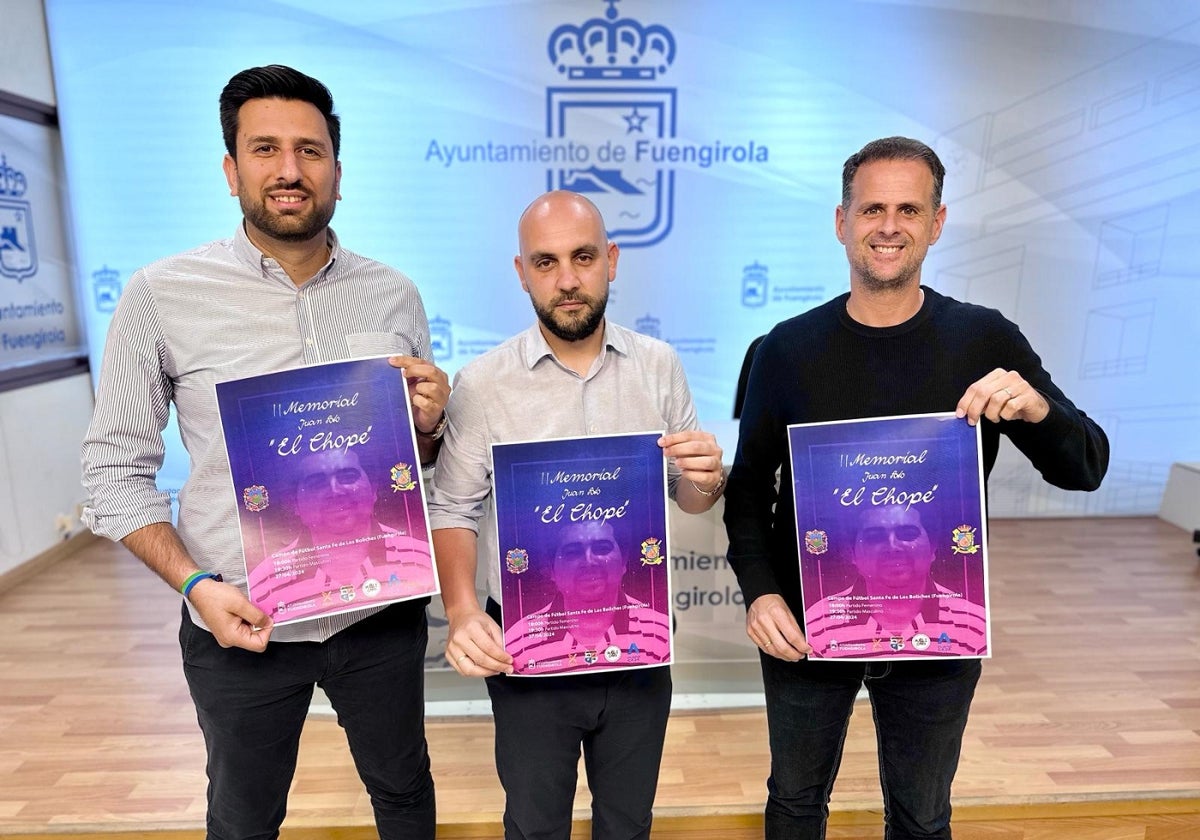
[540,320,606,376]
[244,222,331,287]
[845,281,925,328]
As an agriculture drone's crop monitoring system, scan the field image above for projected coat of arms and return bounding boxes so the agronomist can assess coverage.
[0,154,37,282]
[545,0,677,248]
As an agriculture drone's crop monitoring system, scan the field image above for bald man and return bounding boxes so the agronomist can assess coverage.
[428,191,724,839]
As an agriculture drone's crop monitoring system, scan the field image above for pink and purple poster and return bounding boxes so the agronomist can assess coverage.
[788,413,990,660]
[216,357,438,626]
[492,432,672,676]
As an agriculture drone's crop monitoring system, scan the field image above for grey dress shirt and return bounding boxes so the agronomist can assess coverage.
[81,224,431,642]
[428,321,700,601]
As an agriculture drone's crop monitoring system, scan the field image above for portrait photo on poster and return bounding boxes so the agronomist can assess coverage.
[788,413,990,660]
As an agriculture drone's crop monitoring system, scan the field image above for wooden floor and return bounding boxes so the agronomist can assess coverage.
[1,517,1198,839]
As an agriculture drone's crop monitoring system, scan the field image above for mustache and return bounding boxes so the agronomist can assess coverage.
[269,179,308,193]
[553,292,594,305]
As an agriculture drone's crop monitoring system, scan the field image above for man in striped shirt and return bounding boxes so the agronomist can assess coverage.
[81,65,447,840]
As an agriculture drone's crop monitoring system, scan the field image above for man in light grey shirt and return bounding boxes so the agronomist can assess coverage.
[428,190,724,840]
[81,65,448,840]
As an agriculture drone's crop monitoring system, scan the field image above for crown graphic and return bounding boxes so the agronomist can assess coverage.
[0,155,29,198]
[92,265,120,285]
[635,312,661,337]
[743,261,769,280]
[548,0,676,81]
[429,314,452,330]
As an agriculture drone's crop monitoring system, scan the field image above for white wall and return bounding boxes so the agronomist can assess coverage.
[0,0,56,105]
[0,1,92,577]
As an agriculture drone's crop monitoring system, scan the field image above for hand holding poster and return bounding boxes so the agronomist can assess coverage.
[788,413,990,660]
[492,432,673,676]
[216,357,438,625]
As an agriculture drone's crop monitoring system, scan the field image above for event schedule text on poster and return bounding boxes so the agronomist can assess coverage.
[493,432,672,676]
[788,413,990,661]
[216,357,438,626]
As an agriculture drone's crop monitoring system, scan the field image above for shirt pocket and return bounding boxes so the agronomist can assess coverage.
[346,331,417,358]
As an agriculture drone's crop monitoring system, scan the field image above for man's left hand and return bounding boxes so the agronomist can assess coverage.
[389,355,450,434]
[956,367,1049,426]
[659,430,723,493]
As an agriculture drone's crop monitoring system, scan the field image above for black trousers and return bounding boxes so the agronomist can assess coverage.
[485,664,672,840]
[179,601,435,840]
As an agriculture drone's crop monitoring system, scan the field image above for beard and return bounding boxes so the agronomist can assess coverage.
[849,238,927,293]
[239,180,337,243]
[533,288,608,342]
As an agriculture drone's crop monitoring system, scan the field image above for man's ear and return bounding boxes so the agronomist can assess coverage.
[223,154,239,196]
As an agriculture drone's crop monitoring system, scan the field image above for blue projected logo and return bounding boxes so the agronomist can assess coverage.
[741,261,769,308]
[92,265,122,313]
[429,315,453,362]
[546,0,677,248]
[0,154,37,282]
[635,313,661,339]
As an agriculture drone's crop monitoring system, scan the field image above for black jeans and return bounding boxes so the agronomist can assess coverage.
[485,665,672,840]
[179,601,435,840]
[760,654,982,840]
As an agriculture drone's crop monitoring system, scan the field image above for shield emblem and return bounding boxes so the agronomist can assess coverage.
[92,266,122,313]
[742,261,769,307]
[547,87,676,248]
[429,316,453,362]
[0,199,36,281]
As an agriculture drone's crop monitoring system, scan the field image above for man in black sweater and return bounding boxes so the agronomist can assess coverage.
[723,136,1109,840]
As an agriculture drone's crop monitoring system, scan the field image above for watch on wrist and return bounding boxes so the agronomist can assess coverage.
[417,412,448,440]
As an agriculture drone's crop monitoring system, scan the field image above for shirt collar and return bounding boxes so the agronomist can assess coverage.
[232,222,341,280]
[519,320,628,371]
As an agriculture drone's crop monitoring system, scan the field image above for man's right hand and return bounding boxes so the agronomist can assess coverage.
[445,608,514,676]
[746,594,811,661]
[189,578,274,652]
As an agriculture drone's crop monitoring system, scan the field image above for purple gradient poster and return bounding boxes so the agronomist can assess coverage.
[492,432,672,677]
[788,413,990,660]
[216,357,438,626]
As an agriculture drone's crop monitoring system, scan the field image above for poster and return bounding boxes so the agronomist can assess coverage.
[788,413,990,660]
[216,356,438,625]
[492,432,672,676]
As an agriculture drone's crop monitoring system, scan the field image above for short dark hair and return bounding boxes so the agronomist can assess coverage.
[841,136,945,209]
[219,65,341,159]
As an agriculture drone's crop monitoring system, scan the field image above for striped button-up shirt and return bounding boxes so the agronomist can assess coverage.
[82,224,431,642]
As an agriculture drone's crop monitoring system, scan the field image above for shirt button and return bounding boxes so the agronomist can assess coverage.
[305,338,314,346]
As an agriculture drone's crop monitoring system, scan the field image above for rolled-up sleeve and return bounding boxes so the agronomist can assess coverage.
[80,273,175,540]
[427,366,494,532]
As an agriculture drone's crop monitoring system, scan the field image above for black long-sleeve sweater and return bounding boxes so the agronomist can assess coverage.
[723,287,1110,614]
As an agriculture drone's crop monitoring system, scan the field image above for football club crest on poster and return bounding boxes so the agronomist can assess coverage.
[640,536,663,565]
[804,529,828,556]
[390,462,416,492]
[242,484,270,513]
[742,261,769,307]
[951,524,979,554]
[0,154,37,282]
[92,266,122,313]
[429,315,453,362]
[546,1,678,247]
[505,547,530,575]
